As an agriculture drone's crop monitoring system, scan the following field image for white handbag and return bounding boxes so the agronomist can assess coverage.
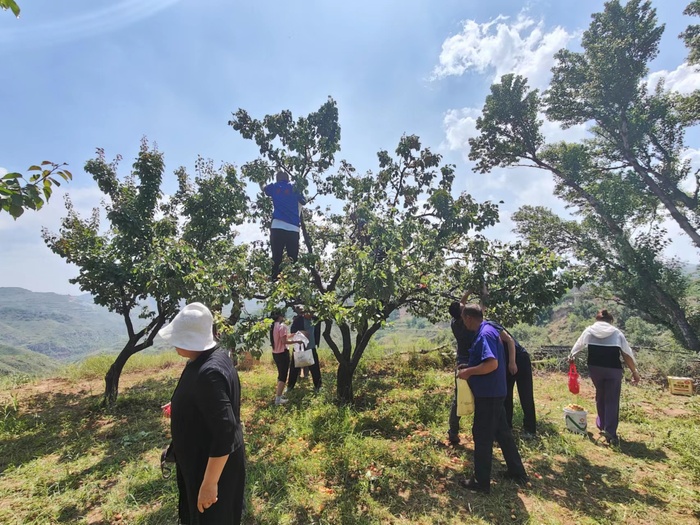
[290,332,314,368]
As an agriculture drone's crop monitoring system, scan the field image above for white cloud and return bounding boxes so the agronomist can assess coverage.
[443,106,592,164]
[432,12,576,89]
[646,62,700,95]
[540,116,590,144]
[0,167,7,177]
[442,107,480,153]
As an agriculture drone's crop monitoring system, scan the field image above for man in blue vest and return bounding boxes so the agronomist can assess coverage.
[264,170,307,279]
[457,304,528,493]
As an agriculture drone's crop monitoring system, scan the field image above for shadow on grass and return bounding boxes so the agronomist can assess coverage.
[528,453,667,522]
[0,376,175,523]
[616,438,668,461]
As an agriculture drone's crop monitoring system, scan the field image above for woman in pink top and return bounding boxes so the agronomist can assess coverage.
[271,312,294,405]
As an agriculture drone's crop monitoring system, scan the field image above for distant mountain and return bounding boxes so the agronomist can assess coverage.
[0,343,59,376]
[0,288,262,375]
[0,287,132,364]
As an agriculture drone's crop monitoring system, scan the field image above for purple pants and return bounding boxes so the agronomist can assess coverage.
[588,366,623,438]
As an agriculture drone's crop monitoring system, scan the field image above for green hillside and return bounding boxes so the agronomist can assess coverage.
[0,343,58,376]
[0,287,130,363]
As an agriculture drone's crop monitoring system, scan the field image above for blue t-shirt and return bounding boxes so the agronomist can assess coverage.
[264,181,306,227]
[467,322,507,398]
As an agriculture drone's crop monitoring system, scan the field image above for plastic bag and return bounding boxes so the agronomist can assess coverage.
[456,376,474,416]
[568,362,580,394]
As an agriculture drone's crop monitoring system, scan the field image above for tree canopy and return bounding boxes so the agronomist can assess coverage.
[43,140,250,404]
[468,0,700,352]
[229,98,574,402]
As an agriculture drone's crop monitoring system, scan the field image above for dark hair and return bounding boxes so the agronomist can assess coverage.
[595,309,614,323]
[461,303,483,320]
[448,301,462,320]
[271,310,285,321]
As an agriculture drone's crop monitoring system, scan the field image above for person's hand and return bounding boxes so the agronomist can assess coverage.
[631,370,641,385]
[508,362,518,376]
[457,367,472,381]
[197,482,218,513]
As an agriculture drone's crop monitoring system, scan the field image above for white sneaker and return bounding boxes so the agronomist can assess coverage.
[274,396,288,405]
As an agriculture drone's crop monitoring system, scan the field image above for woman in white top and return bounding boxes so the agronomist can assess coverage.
[569,309,641,444]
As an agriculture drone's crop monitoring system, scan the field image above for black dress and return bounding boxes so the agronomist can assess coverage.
[171,347,245,525]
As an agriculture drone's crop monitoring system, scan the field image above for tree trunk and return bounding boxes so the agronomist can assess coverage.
[336,360,355,404]
[103,341,142,406]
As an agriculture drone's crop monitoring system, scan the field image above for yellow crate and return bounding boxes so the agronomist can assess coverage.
[668,376,694,397]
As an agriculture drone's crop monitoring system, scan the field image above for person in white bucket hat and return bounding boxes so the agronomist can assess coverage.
[159,302,246,524]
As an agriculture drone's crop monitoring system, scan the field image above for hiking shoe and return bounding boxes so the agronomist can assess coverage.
[274,396,289,406]
[521,431,537,440]
[459,477,490,494]
[447,431,460,445]
[501,470,530,486]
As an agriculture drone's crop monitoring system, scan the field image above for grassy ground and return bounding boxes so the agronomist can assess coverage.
[0,350,698,525]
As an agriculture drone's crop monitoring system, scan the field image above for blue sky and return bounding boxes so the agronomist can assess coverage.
[1,0,698,294]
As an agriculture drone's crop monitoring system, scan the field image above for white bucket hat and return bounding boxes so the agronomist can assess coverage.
[158,302,217,351]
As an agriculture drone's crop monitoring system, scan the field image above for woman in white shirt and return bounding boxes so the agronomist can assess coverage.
[569,309,641,445]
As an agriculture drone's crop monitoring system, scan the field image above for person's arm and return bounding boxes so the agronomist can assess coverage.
[457,357,498,380]
[622,353,641,384]
[569,328,589,362]
[263,183,273,196]
[500,330,518,375]
[198,455,229,512]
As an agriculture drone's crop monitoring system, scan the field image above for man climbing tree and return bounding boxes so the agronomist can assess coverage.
[264,170,306,279]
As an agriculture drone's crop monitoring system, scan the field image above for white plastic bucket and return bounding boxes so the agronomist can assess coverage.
[563,407,588,435]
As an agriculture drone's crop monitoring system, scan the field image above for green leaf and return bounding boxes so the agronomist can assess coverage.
[0,0,20,17]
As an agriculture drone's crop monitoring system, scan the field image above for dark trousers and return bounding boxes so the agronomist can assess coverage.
[505,352,537,434]
[272,350,290,383]
[472,396,526,488]
[288,348,321,389]
[449,377,460,434]
[588,365,623,438]
[271,228,300,279]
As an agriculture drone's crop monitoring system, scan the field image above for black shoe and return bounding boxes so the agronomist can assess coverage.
[501,470,529,486]
[447,431,460,445]
[459,477,490,494]
[600,430,620,446]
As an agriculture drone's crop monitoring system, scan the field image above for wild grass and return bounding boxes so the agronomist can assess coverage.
[0,347,698,524]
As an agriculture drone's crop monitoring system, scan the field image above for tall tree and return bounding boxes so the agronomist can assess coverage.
[230,99,570,403]
[469,72,700,352]
[43,141,250,404]
[545,0,700,249]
